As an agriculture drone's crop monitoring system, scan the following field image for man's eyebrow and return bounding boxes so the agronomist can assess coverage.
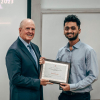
[65,26,69,28]
[71,26,76,27]
[65,26,76,28]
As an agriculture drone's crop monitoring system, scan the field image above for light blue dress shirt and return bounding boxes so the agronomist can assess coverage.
[56,40,99,93]
[19,36,30,51]
[19,36,38,67]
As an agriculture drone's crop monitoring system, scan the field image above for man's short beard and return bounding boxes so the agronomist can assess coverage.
[65,33,79,41]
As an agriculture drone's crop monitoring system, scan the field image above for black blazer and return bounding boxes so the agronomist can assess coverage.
[6,37,43,100]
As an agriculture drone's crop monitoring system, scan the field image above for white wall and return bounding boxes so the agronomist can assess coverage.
[41,0,100,9]
[40,0,100,100]
[0,0,27,99]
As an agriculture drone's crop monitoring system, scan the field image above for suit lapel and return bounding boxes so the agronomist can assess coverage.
[17,38,38,72]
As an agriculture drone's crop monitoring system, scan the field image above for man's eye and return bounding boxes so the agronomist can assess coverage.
[32,28,35,30]
[65,27,69,30]
[26,28,30,30]
[71,27,76,30]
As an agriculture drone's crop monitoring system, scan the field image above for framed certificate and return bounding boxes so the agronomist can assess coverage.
[40,59,70,84]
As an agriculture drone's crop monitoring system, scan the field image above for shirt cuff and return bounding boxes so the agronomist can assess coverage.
[69,84,76,91]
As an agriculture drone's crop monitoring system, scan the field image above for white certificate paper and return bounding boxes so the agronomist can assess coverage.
[40,59,70,83]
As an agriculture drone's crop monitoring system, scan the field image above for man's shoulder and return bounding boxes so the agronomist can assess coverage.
[9,38,20,50]
[80,42,96,55]
[30,42,39,49]
[30,42,40,53]
[81,42,94,51]
[6,38,20,57]
[31,42,38,47]
[58,46,66,52]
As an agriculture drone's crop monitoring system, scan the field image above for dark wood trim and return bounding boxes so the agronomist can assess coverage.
[27,0,31,18]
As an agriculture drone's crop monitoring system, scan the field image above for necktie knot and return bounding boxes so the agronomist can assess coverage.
[27,44,32,51]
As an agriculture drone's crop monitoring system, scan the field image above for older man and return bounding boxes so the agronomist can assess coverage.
[6,19,51,100]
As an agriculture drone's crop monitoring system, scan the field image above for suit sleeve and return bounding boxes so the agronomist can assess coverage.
[6,49,40,90]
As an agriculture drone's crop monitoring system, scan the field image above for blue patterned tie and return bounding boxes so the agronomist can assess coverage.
[27,44,38,69]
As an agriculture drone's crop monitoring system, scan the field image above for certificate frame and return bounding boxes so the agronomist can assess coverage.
[40,59,70,84]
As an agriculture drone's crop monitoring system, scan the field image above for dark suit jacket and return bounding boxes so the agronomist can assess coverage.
[6,37,43,100]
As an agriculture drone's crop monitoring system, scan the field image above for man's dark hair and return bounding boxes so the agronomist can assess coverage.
[64,15,81,29]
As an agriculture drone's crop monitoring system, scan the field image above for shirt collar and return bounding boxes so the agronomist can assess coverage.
[73,40,82,49]
[19,36,30,47]
[65,40,82,50]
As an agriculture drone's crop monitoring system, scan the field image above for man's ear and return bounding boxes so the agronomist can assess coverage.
[78,29,81,34]
[63,27,65,35]
[19,28,22,36]
[19,28,21,32]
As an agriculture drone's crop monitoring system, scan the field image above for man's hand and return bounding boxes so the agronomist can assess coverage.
[40,79,53,86]
[60,83,70,91]
[39,57,45,65]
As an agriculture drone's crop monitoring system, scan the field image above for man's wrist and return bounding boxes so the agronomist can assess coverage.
[69,84,76,91]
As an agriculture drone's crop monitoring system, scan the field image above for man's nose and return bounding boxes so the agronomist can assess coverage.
[29,29,33,33]
[68,28,72,33]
